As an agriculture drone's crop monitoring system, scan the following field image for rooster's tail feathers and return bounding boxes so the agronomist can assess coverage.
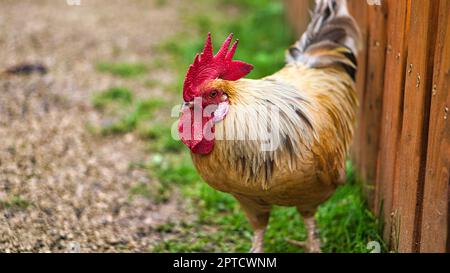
[286,0,361,80]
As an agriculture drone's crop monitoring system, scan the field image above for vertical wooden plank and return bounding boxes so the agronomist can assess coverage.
[374,0,411,248]
[348,1,369,173]
[283,0,315,37]
[420,0,450,253]
[396,0,440,253]
[357,1,388,206]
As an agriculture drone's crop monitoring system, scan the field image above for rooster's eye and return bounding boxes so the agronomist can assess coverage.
[209,90,218,98]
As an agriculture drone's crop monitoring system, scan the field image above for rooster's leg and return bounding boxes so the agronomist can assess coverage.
[302,214,321,253]
[286,209,321,253]
[251,228,266,253]
[233,194,271,253]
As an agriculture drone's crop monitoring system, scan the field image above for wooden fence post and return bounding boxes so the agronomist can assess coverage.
[347,1,369,176]
[283,0,315,37]
[375,0,411,247]
[356,1,388,206]
[395,0,440,253]
[419,0,450,253]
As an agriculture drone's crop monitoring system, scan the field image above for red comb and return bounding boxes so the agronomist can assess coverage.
[183,33,254,101]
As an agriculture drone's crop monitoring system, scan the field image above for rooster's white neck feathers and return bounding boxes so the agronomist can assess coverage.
[213,78,318,187]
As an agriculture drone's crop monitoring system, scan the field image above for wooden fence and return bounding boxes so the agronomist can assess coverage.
[285,0,450,253]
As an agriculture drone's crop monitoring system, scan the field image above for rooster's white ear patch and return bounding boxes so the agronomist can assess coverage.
[213,102,229,124]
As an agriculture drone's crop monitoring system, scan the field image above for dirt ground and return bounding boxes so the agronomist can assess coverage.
[0,0,185,252]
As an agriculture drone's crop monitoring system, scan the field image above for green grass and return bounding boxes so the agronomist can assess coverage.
[96,62,148,78]
[149,153,201,185]
[95,97,166,135]
[155,0,168,8]
[129,182,152,198]
[92,87,134,109]
[317,162,386,253]
[129,181,170,204]
[142,123,183,153]
[91,0,385,253]
[0,195,31,210]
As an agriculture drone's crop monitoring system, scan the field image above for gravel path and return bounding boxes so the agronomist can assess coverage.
[0,0,183,252]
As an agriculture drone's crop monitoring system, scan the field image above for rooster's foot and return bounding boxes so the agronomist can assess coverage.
[250,246,264,253]
[285,237,322,253]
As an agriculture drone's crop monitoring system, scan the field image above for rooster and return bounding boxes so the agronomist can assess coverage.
[178,0,360,253]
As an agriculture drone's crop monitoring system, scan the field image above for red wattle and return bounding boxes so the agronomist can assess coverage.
[178,107,215,155]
